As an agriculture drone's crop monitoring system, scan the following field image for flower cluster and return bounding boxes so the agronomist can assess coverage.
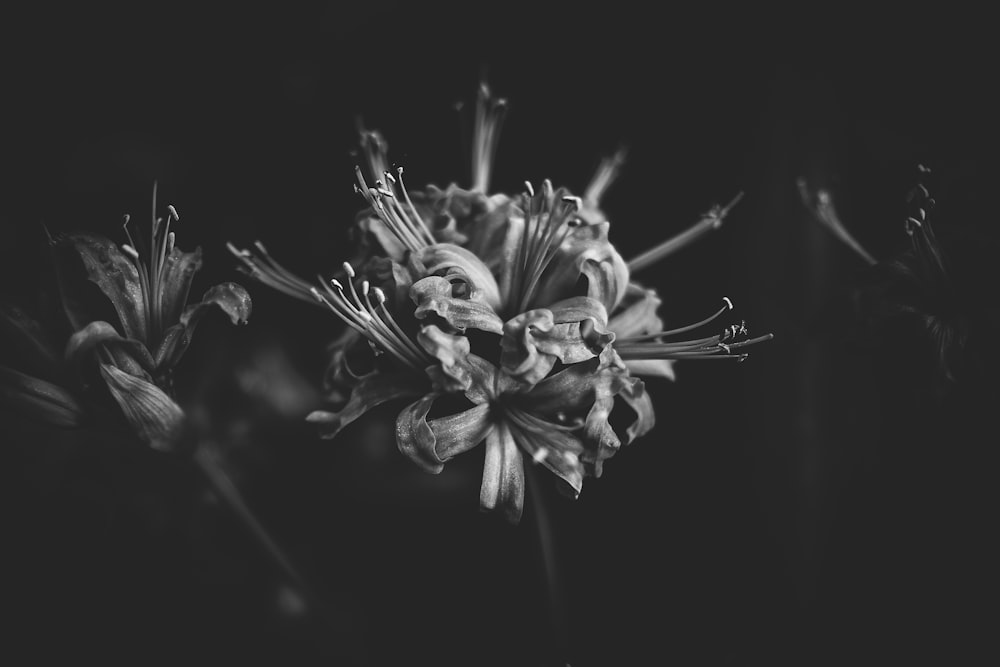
[230,83,772,523]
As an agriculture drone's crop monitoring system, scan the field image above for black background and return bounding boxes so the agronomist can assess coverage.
[2,3,998,666]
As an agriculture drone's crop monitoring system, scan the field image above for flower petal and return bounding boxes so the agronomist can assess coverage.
[396,397,493,474]
[306,369,425,440]
[158,245,203,328]
[479,421,525,524]
[155,282,252,368]
[0,365,87,428]
[619,375,656,444]
[504,408,586,499]
[624,359,676,381]
[608,283,664,339]
[501,297,615,387]
[64,320,156,377]
[417,243,502,311]
[416,324,477,394]
[531,222,629,312]
[99,363,185,452]
[0,305,62,382]
[58,233,148,343]
[411,275,504,335]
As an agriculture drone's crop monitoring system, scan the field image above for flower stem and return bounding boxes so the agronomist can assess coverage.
[193,446,306,592]
[525,464,570,667]
[192,443,365,664]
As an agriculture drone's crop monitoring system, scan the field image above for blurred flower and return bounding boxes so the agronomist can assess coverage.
[1,185,251,452]
[800,165,1000,391]
[230,82,772,523]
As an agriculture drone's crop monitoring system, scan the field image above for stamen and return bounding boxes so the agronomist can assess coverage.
[121,244,140,260]
[619,298,735,343]
[628,191,745,273]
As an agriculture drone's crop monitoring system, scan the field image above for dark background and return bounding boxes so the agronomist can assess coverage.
[2,3,998,665]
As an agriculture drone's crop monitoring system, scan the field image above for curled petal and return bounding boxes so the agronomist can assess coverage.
[0,365,86,428]
[500,297,613,388]
[479,421,525,524]
[608,283,664,339]
[99,363,185,452]
[417,325,476,393]
[417,243,502,311]
[411,276,504,335]
[156,282,252,368]
[396,397,493,473]
[305,370,426,439]
[58,233,147,343]
[529,345,628,416]
[580,381,622,479]
[530,222,629,313]
[619,375,656,444]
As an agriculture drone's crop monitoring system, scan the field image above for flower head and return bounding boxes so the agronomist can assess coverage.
[34,184,253,450]
[231,82,772,522]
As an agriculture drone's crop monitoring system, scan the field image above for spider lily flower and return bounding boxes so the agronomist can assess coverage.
[50,186,251,450]
[395,338,645,524]
[853,167,999,388]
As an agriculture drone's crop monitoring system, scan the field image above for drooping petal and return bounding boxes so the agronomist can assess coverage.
[157,245,203,328]
[305,370,426,440]
[411,276,504,335]
[579,378,622,479]
[479,421,525,524]
[396,396,493,474]
[59,233,148,343]
[417,243,502,311]
[99,363,185,452]
[0,365,87,428]
[155,282,252,368]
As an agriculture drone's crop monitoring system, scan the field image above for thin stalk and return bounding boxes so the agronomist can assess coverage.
[525,463,569,667]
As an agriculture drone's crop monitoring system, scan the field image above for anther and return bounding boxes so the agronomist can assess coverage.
[343,262,355,278]
[524,181,535,197]
[167,205,179,221]
[723,296,734,310]
[121,244,139,260]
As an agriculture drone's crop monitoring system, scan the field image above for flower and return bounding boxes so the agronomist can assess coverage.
[800,164,1000,391]
[229,82,772,523]
[32,184,253,451]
